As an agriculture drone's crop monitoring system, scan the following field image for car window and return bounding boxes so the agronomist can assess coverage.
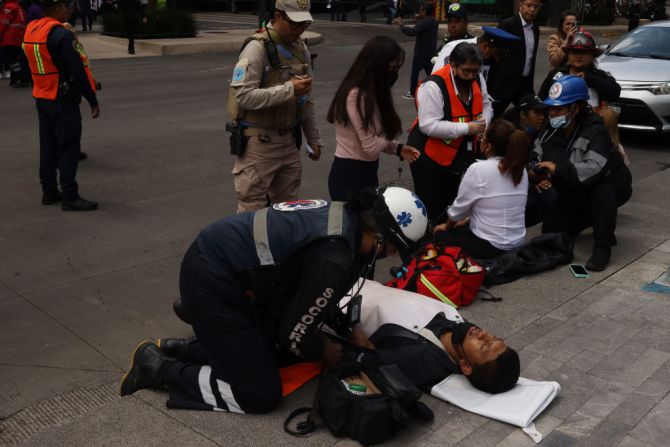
[608,27,670,59]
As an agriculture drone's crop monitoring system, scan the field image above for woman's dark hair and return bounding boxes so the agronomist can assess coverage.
[327,36,404,139]
[558,10,578,38]
[486,119,529,187]
[450,42,483,66]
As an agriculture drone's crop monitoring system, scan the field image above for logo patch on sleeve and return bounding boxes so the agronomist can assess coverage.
[232,66,246,82]
[273,200,328,211]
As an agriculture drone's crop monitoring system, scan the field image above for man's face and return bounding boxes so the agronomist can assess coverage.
[478,42,492,60]
[524,108,546,130]
[273,11,311,43]
[447,16,468,39]
[567,49,594,70]
[461,326,508,367]
[453,62,481,82]
[548,104,572,119]
[518,0,541,22]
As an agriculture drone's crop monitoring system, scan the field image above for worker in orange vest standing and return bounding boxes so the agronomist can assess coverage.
[22,0,99,211]
[407,42,492,222]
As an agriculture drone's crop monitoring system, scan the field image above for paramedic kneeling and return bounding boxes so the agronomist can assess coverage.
[119,187,429,414]
[533,75,632,271]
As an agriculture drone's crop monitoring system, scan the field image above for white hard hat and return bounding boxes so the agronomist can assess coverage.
[373,186,428,263]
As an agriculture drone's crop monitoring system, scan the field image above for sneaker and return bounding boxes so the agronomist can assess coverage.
[586,246,611,272]
[402,92,415,100]
[61,197,98,211]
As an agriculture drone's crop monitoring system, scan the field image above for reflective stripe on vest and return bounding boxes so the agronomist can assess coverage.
[23,17,62,100]
[74,40,97,92]
[420,65,483,167]
[252,202,346,267]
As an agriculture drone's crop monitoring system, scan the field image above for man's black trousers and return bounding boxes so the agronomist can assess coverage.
[36,99,81,199]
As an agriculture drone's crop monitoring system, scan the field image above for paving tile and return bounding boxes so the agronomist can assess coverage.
[577,389,632,419]
[420,409,488,446]
[628,393,670,447]
[654,240,670,254]
[495,414,562,447]
[610,348,670,387]
[609,378,670,427]
[577,418,632,447]
[547,384,596,420]
[615,435,656,447]
[538,430,579,447]
[459,419,515,447]
[648,359,670,383]
[555,412,602,439]
[563,350,607,373]
[547,285,614,322]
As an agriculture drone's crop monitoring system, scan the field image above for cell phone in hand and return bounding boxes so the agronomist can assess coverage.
[569,264,590,278]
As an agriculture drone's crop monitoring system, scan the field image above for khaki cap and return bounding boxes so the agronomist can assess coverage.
[275,0,313,22]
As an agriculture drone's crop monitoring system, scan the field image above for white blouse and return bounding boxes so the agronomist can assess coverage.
[448,157,528,251]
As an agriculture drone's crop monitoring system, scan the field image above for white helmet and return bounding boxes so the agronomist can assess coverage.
[373,186,428,262]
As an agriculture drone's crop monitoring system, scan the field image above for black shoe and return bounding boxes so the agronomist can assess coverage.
[61,197,98,211]
[586,246,611,272]
[42,190,63,205]
[120,341,175,396]
[79,152,88,161]
[173,297,192,324]
[157,336,196,360]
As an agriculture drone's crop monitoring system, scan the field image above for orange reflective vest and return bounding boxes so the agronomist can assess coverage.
[22,17,96,100]
[410,64,483,168]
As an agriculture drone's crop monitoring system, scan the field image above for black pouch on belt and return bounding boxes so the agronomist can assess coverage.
[226,121,249,156]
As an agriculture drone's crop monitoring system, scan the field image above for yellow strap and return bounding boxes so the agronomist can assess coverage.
[419,274,458,308]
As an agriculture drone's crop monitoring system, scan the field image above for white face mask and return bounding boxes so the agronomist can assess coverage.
[549,114,570,129]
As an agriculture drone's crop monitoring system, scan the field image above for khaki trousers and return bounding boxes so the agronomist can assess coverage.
[232,133,302,213]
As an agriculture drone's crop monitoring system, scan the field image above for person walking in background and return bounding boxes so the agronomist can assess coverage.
[386,0,398,24]
[488,0,541,117]
[394,1,438,100]
[22,0,100,210]
[78,0,92,31]
[1,0,28,87]
[327,36,420,202]
[546,10,578,70]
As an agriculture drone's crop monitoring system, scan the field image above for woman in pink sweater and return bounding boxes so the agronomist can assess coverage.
[327,35,420,201]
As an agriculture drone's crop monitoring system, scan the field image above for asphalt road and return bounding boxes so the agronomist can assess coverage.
[2,16,670,447]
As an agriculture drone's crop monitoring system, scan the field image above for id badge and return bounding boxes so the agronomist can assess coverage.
[348,294,362,326]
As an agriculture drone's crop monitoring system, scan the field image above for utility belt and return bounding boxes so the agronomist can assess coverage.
[225,121,303,156]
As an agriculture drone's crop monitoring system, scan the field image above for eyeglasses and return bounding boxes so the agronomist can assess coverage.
[457,67,480,76]
[281,12,312,30]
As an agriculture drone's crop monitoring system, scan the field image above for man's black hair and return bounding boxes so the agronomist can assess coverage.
[422,2,435,16]
[450,42,482,66]
[468,348,520,394]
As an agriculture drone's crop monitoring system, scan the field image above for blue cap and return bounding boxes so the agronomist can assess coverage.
[481,26,521,48]
[543,75,590,106]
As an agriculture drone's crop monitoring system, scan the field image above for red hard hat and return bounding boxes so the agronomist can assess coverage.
[563,30,603,55]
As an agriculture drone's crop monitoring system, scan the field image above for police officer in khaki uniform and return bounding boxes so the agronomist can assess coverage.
[228,0,323,213]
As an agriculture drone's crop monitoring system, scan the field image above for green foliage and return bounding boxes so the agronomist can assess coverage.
[102,9,197,38]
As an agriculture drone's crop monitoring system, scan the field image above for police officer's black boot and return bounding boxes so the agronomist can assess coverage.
[42,190,63,205]
[120,341,176,396]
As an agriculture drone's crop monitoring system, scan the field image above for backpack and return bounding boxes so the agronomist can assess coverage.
[284,354,433,446]
[386,243,486,308]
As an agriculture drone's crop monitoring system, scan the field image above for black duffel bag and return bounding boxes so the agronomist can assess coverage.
[284,356,432,446]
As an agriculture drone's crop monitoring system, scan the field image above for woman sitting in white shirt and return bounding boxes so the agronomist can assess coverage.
[433,119,529,259]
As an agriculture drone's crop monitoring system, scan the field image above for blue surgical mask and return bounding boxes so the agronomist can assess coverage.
[549,114,570,129]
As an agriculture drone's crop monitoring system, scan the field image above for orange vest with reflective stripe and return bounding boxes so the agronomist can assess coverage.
[412,65,483,167]
[22,17,96,100]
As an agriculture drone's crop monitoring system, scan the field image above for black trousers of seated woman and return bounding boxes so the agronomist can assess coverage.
[434,227,506,261]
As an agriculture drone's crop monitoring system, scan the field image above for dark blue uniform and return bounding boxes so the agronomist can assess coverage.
[166,202,363,414]
[37,25,97,202]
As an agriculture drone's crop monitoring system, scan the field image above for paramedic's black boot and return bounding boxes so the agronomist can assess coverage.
[586,245,611,272]
[120,341,175,396]
[157,336,196,361]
